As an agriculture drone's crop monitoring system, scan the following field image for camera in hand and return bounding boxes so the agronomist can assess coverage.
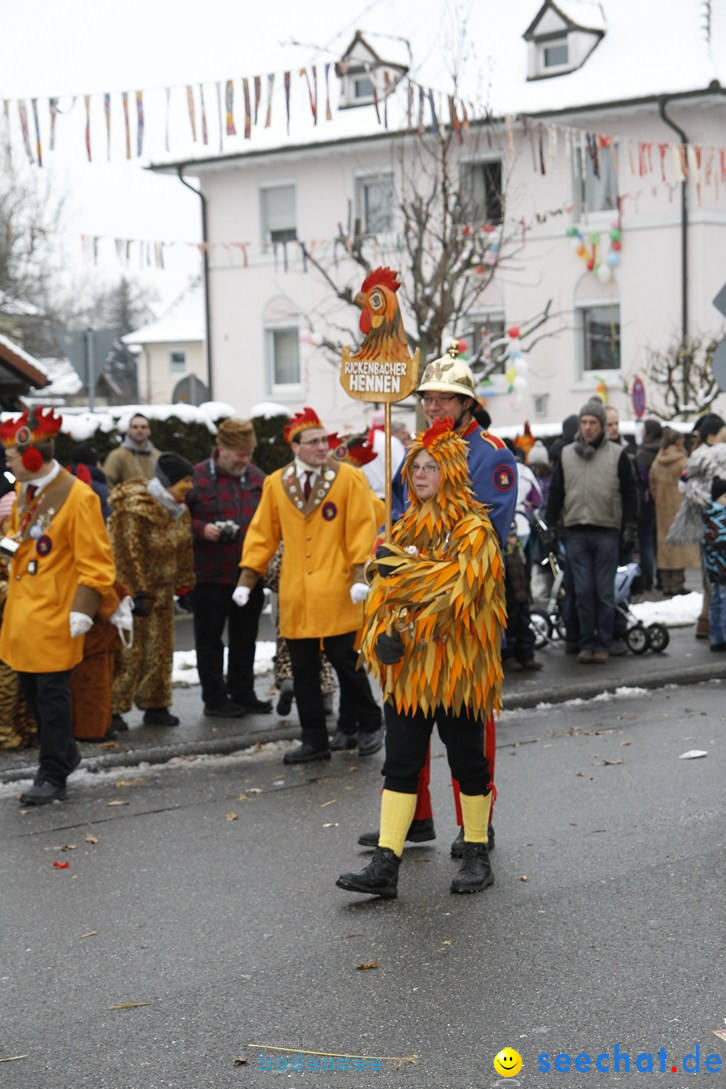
[215,520,240,542]
[0,536,19,558]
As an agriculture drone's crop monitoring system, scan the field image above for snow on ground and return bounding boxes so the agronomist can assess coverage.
[172,641,276,686]
[630,592,702,628]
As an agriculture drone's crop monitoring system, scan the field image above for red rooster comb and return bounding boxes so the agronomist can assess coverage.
[422,416,455,448]
[360,266,401,294]
[0,407,63,449]
[345,435,378,468]
[283,406,325,444]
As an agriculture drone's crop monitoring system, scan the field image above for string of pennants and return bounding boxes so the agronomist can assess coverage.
[3,63,726,204]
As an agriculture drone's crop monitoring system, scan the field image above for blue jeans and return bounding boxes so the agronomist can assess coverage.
[564,527,620,651]
[708,582,726,645]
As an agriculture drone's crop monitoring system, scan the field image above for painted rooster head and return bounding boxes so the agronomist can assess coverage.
[351,267,411,362]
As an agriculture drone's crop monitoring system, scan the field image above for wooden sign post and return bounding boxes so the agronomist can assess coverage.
[340,267,419,537]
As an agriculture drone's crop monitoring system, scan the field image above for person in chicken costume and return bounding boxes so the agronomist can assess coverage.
[0,408,116,804]
[234,407,383,764]
[337,418,506,897]
[358,345,516,857]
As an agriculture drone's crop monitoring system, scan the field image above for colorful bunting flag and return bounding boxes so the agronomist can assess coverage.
[254,76,261,124]
[31,98,43,166]
[324,63,333,121]
[243,77,251,139]
[122,91,131,159]
[225,79,236,136]
[136,91,144,157]
[284,71,291,135]
[18,100,34,164]
[84,95,92,161]
[104,93,111,160]
[199,84,208,145]
[264,73,275,128]
[186,85,197,141]
[48,97,57,150]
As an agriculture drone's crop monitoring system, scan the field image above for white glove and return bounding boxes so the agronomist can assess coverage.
[232,586,251,608]
[109,595,134,648]
[350,581,369,604]
[405,545,419,556]
[69,611,94,638]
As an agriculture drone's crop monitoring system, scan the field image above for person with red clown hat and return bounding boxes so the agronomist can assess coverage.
[0,408,115,804]
[336,417,506,898]
[234,407,383,764]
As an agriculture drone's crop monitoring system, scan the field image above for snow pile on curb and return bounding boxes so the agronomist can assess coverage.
[630,591,702,628]
[172,641,276,687]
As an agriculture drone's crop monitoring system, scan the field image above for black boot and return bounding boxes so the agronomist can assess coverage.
[336,847,401,899]
[450,842,494,894]
[451,824,495,857]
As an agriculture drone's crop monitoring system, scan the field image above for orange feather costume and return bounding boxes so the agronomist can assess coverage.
[360,418,506,720]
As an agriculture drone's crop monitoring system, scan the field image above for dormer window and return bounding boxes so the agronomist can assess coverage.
[336,30,409,110]
[543,37,568,68]
[523,1,604,80]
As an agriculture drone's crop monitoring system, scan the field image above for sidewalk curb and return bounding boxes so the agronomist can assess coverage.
[500,660,726,710]
[2,662,724,786]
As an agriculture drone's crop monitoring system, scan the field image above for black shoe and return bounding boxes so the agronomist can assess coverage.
[143,708,180,727]
[282,743,331,765]
[329,730,358,751]
[111,713,129,732]
[239,696,273,714]
[82,730,118,743]
[358,817,435,849]
[358,726,384,757]
[20,780,67,806]
[710,642,726,652]
[451,824,495,857]
[204,699,246,718]
[336,846,400,899]
[276,680,294,716]
[450,842,494,894]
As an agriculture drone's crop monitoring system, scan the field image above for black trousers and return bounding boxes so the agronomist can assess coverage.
[286,631,381,751]
[18,670,79,787]
[382,703,489,796]
[193,582,264,707]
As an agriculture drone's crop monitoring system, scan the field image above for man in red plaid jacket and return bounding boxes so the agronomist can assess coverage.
[187,418,270,717]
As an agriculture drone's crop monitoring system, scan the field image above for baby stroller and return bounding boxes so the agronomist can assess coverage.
[530,534,669,654]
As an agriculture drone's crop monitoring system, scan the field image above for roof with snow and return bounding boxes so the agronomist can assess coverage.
[150,0,726,173]
[0,333,49,390]
[122,280,204,346]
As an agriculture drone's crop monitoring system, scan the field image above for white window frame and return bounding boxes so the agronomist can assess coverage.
[468,312,508,377]
[459,159,504,227]
[577,303,621,378]
[573,142,619,218]
[260,183,297,248]
[541,37,569,69]
[169,349,186,375]
[355,171,395,236]
[265,323,302,396]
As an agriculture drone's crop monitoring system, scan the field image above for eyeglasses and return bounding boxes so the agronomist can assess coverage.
[421,394,458,406]
[297,438,329,447]
[410,463,440,475]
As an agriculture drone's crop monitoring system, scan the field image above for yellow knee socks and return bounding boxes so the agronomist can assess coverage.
[460,792,492,844]
[378,789,418,857]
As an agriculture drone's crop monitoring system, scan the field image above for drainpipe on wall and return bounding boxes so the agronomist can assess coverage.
[657,97,689,344]
[176,167,213,401]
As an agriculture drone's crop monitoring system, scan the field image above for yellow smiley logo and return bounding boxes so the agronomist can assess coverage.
[493,1047,523,1077]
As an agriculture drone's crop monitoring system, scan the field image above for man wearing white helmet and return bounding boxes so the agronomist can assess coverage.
[359,342,517,856]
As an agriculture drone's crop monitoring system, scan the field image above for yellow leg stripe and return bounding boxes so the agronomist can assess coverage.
[460,792,491,844]
[378,789,418,857]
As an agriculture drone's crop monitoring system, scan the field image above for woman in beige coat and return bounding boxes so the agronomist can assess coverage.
[649,429,700,594]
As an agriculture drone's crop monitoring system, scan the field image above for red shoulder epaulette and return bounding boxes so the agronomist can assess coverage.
[480,430,506,450]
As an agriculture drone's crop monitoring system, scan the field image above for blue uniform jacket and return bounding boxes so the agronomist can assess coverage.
[392,420,517,547]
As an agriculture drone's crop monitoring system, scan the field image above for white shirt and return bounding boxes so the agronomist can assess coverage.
[25,459,61,496]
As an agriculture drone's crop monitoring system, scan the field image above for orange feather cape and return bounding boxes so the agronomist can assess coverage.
[360,421,506,718]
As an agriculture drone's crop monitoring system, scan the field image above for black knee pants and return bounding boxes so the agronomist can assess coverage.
[18,670,78,787]
[286,630,381,750]
[382,703,489,795]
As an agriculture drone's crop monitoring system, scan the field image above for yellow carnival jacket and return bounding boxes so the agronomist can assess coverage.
[239,457,378,639]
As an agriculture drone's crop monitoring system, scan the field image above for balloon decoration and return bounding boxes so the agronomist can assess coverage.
[566,217,622,283]
[503,325,528,406]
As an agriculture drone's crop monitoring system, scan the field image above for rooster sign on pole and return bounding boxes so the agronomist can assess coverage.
[340,267,420,537]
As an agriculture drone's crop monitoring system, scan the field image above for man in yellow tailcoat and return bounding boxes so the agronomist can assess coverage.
[234,407,382,765]
[0,409,116,805]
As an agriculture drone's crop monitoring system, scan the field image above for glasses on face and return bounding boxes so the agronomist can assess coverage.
[410,463,440,475]
[421,394,458,407]
[298,438,329,447]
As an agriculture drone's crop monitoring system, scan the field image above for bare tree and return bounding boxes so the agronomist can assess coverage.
[644,335,721,421]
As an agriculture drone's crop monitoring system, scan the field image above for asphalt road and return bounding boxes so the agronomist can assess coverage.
[1,680,723,1089]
